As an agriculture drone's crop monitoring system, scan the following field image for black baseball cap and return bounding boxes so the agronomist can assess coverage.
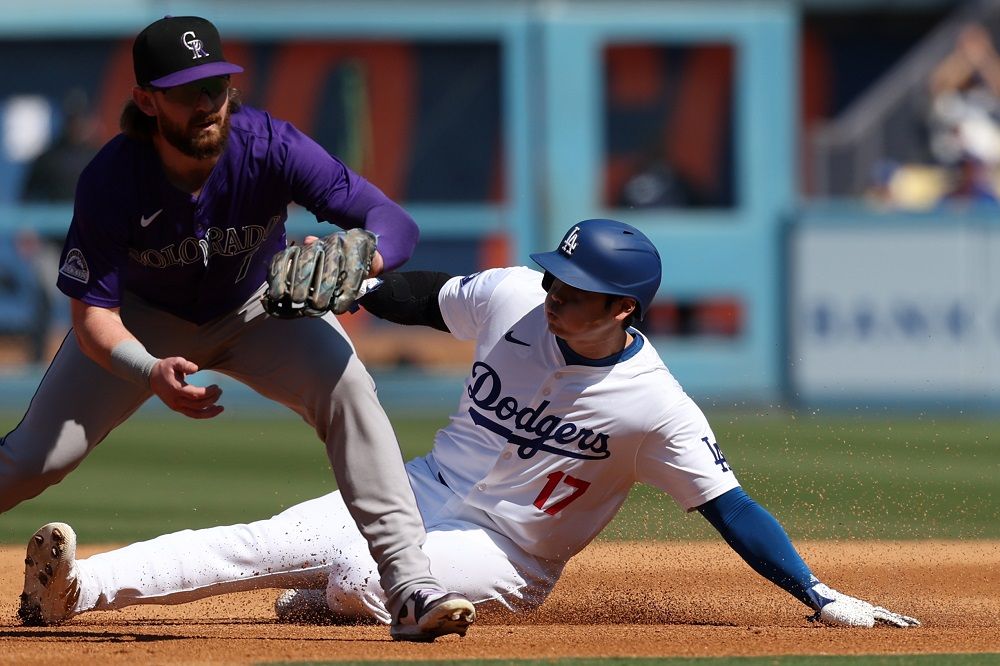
[133,16,243,88]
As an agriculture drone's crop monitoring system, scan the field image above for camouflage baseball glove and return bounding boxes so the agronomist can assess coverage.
[263,228,378,318]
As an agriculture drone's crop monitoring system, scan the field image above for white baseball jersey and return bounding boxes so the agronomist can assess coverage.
[434,266,740,561]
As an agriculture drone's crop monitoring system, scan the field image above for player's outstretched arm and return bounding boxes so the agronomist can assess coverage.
[697,488,920,628]
[356,271,454,332]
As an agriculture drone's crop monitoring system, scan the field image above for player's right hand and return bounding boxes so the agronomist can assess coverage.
[149,357,224,419]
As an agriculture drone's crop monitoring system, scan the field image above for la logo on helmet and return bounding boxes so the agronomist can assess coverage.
[182,31,210,59]
[560,226,581,256]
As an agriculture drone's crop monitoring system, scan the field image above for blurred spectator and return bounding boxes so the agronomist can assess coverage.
[864,159,949,211]
[9,89,94,363]
[20,89,98,202]
[940,154,1000,206]
[8,231,53,362]
[864,159,901,210]
[926,24,1000,203]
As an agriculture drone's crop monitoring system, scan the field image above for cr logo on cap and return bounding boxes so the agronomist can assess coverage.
[182,31,210,59]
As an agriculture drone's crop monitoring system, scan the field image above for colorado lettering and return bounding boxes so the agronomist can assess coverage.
[129,224,267,268]
[466,361,610,460]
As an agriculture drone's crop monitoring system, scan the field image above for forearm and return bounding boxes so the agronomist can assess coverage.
[70,299,157,385]
[343,181,419,272]
[697,487,817,608]
[357,271,453,332]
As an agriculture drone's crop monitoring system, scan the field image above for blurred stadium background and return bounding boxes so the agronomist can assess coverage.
[0,0,998,541]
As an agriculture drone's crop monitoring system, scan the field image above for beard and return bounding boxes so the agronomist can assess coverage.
[157,108,231,159]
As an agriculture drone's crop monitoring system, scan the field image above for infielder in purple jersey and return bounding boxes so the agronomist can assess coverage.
[3,15,474,641]
[18,220,919,631]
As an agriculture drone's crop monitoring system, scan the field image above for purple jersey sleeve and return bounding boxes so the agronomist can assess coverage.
[56,149,131,307]
[341,181,419,271]
[276,120,419,270]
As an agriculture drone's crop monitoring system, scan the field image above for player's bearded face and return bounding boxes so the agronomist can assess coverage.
[152,84,232,159]
[157,104,231,159]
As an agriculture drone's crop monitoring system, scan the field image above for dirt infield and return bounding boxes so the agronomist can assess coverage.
[0,540,997,664]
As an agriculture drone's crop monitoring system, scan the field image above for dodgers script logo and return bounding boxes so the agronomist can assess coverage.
[560,226,581,256]
[182,31,210,59]
[466,361,610,461]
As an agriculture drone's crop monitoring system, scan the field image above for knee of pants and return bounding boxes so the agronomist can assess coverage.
[0,463,74,513]
[0,424,95,513]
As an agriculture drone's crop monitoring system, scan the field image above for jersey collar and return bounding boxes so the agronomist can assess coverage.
[556,328,644,367]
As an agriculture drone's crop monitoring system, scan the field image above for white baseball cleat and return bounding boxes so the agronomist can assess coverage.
[390,589,476,642]
[18,522,81,626]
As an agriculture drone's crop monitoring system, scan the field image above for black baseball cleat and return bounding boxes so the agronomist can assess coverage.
[390,589,476,642]
[18,522,81,626]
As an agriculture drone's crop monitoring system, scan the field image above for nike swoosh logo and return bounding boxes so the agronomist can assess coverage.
[140,209,163,227]
[504,330,530,347]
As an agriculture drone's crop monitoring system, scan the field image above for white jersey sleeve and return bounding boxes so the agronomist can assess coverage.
[437,267,544,341]
[634,387,740,511]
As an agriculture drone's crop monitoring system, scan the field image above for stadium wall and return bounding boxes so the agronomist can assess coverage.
[0,1,988,412]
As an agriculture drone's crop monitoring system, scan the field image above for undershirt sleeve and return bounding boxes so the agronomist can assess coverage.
[697,487,817,608]
[358,271,452,331]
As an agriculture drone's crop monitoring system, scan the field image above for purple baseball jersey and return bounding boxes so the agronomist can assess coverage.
[56,105,417,324]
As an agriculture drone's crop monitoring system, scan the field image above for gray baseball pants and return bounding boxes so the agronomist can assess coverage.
[0,285,439,614]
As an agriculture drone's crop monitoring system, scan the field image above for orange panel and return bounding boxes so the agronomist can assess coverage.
[695,299,742,337]
[478,232,510,270]
[665,46,733,193]
[606,46,665,105]
[604,154,634,206]
[265,42,415,199]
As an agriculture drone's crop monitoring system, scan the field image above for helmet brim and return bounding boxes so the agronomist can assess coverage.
[530,250,623,297]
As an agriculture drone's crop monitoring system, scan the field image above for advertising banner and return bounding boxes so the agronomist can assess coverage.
[790,224,1000,402]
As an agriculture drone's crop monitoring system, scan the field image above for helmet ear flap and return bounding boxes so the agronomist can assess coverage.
[541,271,554,292]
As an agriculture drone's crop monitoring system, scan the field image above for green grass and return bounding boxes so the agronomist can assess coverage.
[1,409,997,544]
[603,410,1000,542]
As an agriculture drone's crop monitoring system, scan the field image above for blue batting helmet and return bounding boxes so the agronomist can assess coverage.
[530,219,661,320]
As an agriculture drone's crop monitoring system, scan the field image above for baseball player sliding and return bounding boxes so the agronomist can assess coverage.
[4,15,473,641]
[19,220,919,630]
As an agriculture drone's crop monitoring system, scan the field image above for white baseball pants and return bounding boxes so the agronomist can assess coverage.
[70,454,564,622]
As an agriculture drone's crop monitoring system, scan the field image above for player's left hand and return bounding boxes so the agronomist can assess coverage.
[807,583,921,628]
[263,228,377,318]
